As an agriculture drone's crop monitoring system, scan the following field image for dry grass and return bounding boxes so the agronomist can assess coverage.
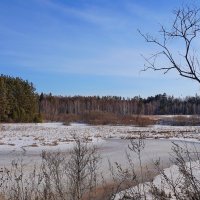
[61,111,157,127]
[125,115,156,127]
[42,141,58,146]
[43,110,158,126]
[28,143,38,147]
[0,194,5,200]
[44,111,200,127]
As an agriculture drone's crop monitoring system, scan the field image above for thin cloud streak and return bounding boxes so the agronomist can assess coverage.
[41,0,146,30]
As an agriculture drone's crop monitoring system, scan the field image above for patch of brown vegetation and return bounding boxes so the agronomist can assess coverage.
[160,115,200,126]
[43,110,158,126]
[43,113,80,125]
[61,111,157,127]
[82,167,161,200]
[0,194,5,200]
[28,143,38,147]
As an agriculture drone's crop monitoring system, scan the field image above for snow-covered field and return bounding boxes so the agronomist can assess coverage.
[0,122,200,153]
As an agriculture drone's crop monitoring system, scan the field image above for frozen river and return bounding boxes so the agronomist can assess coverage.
[0,138,199,180]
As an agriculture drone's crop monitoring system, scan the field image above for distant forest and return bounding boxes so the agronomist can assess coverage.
[40,93,200,122]
[1,74,200,123]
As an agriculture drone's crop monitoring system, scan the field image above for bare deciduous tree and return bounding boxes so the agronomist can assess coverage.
[140,5,200,84]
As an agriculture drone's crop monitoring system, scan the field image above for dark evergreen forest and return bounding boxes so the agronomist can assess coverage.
[0,75,41,122]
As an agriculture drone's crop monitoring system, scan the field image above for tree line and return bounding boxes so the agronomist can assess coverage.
[40,93,200,121]
[1,74,200,123]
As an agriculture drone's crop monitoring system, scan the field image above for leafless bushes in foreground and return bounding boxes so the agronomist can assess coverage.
[0,136,100,200]
[1,136,200,200]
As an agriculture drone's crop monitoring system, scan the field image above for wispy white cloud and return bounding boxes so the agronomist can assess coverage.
[41,0,132,30]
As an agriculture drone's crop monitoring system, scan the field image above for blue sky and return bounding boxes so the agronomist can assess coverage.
[1,0,200,97]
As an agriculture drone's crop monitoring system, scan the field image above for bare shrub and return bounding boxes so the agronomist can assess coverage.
[0,160,42,200]
[149,143,200,200]
[40,151,67,200]
[40,137,100,200]
[0,137,100,200]
[66,136,100,200]
[106,134,149,200]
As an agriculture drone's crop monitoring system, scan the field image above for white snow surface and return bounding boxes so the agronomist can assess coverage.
[0,123,200,153]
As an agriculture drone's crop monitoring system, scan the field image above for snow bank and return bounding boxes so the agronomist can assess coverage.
[115,160,200,200]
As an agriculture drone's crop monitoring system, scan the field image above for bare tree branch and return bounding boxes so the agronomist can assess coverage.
[139,5,200,83]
